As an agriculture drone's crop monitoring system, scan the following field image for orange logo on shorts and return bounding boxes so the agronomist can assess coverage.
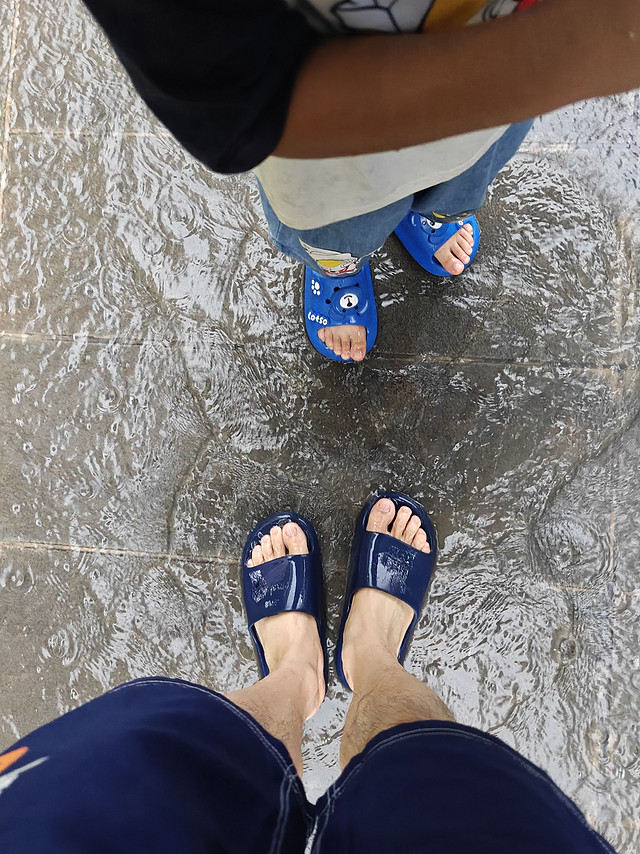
[0,747,28,775]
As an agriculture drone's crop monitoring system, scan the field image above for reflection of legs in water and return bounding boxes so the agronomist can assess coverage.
[231,496,451,775]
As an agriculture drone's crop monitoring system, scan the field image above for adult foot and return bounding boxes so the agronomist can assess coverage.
[317,324,367,362]
[340,498,431,691]
[247,522,326,719]
[433,222,474,275]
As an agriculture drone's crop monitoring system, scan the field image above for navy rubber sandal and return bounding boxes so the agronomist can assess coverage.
[335,491,437,691]
[304,263,377,362]
[241,511,327,685]
[394,212,480,277]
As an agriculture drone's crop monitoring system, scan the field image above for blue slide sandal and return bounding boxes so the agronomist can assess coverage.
[241,512,327,684]
[395,212,480,277]
[304,263,377,362]
[335,491,437,690]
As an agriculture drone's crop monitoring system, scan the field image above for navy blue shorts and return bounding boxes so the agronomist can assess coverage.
[0,678,616,853]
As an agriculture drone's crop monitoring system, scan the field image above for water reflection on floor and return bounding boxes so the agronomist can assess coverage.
[0,1,639,849]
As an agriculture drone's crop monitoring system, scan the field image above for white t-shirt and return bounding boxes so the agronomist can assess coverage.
[254,0,519,229]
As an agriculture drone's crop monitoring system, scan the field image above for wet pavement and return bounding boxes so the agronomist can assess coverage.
[1,0,639,848]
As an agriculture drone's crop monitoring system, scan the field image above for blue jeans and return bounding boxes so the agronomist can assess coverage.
[0,678,617,854]
[260,120,533,276]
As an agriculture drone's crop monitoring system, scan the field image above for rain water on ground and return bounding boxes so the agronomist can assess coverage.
[0,1,639,850]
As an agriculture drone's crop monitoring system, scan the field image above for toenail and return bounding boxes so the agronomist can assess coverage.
[380,500,393,514]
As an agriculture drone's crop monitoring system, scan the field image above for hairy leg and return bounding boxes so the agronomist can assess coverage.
[228,522,325,776]
[339,499,453,769]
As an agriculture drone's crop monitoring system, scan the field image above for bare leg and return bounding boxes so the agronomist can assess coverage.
[227,522,325,777]
[339,498,454,770]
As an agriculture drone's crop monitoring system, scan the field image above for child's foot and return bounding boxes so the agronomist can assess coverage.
[395,213,479,277]
[305,265,377,363]
[433,222,474,275]
[317,324,367,362]
[315,221,472,358]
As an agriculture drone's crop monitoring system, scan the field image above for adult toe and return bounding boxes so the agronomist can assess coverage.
[391,505,413,538]
[269,525,286,558]
[411,528,430,554]
[251,543,264,566]
[282,522,309,555]
[260,533,274,562]
[402,514,422,545]
[366,498,395,532]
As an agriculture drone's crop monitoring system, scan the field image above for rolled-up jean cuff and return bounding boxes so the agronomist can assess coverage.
[258,120,534,270]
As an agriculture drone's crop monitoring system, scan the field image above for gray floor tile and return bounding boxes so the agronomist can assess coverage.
[10,0,159,133]
[171,359,634,567]
[503,376,640,852]
[528,92,640,153]
[0,133,296,345]
[0,336,212,552]
[0,1,16,141]
[528,95,640,230]
[610,396,640,594]
[602,586,640,853]
[377,150,639,365]
[412,564,617,826]
[0,546,250,746]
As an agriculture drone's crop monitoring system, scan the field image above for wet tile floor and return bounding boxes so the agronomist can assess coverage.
[0,0,639,848]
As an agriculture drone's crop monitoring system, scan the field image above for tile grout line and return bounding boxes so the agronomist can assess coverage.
[0,0,21,238]
[0,538,232,564]
[0,329,635,375]
[596,365,622,826]
[8,130,173,138]
[5,539,635,594]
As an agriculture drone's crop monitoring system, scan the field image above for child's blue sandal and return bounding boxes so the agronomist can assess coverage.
[395,212,480,277]
[241,512,327,685]
[304,263,377,362]
[335,491,437,691]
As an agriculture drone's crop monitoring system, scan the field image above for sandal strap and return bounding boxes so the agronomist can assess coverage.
[354,531,435,616]
[245,554,319,626]
[304,263,378,361]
